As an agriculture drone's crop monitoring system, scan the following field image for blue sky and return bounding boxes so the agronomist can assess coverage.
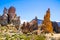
[0,0,60,22]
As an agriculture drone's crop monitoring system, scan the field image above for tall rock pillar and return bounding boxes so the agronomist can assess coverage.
[42,8,53,33]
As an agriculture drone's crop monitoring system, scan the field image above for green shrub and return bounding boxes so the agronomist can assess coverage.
[5,34,10,40]
[34,35,45,40]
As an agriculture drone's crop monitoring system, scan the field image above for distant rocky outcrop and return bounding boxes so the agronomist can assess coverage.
[52,22,60,33]
[21,16,38,34]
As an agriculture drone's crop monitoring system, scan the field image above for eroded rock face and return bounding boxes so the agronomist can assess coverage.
[0,7,8,26]
[42,8,53,33]
[8,6,16,22]
[8,6,20,27]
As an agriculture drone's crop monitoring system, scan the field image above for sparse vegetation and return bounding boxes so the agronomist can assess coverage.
[0,33,46,40]
[0,26,46,40]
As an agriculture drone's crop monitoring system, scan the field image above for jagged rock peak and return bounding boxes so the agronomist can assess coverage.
[35,16,38,21]
[3,7,7,13]
[46,8,50,13]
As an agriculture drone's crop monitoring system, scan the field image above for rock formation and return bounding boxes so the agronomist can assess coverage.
[21,22,30,34]
[42,8,53,33]
[29,16,38,32]
[0,6,20,28]
[21,16,38,34]
[8,6,20,29]
[8,6,16,23]
[0,7,8,26]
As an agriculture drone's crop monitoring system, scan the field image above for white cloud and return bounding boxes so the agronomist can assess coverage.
[56,21,60,22]
[21,19,27,24]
